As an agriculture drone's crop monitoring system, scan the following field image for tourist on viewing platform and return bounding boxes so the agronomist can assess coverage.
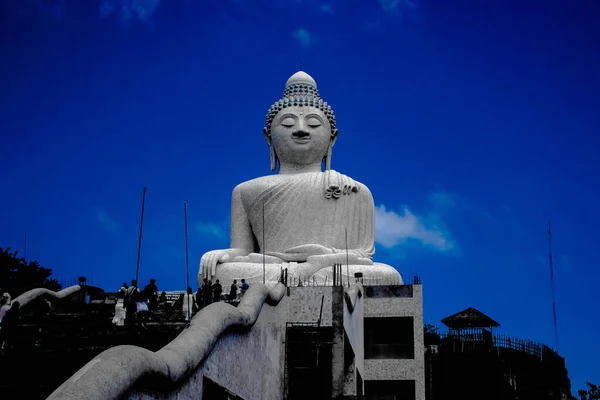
[228,280,238,301]
[143,279,159,311]
[158,291,167,308]
[241,279,249,297]
[212,280,222,302]
[123,280,140,325]
[195,284,203,310]
[182,286,195,321]
[202,280,213,307]
[112,283,127,326]
[0,301,20,354]
[0,292,11,324]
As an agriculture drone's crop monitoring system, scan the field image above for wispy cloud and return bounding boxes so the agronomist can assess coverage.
[292,28,314,48]
[319,3,334,14]
[95,208,118,233]
[195,221,226,240]
[375,204,454,251]
[99,0,161,23]
[378,0,417,15]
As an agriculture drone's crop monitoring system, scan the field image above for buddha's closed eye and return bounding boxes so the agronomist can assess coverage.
[307,118,321,127]
[281,118,295,127]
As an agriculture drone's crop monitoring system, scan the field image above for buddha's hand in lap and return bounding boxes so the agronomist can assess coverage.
[266,244,334,262]
[200,248,249,279]
[306,254,372,268]
[297,254,373,277]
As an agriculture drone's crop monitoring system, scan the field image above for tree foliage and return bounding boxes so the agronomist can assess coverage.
[579,383,600,400]
[0,247,61,297]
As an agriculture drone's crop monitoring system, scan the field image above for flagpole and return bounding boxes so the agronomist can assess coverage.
[135,187,146,284]
[345,228,350,287]
[184,200,191,321]
[263,201,266,284]
[548,220,559,352]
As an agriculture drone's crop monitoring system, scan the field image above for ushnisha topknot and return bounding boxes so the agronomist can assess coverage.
[265,71,336,135]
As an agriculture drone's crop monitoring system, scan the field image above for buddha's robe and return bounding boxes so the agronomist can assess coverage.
[238,170,374,259]
[213,170,402,286]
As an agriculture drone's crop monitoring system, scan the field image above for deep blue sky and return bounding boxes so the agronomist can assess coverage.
[1,0,598,393]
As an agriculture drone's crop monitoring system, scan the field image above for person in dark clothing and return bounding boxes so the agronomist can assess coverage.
[172,293,184,310]
[203,280,213,306]
[1,301,20,353]
[124,280,139,324]
[143,279,159,311]
[195,285,203,310]
[212,280,223,302]
[229,280,238,301]
[241,279,249,297]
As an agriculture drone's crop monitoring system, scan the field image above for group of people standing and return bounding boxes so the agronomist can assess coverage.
[112,279,159,327]
[111,278,251,326]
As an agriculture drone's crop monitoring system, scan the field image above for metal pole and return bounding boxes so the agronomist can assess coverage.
[24,232,27,260]
[548,220,559,352]
[135,187,146,284]
[263,201,266,284]
[345,228,350,287]
[184,200,191,321]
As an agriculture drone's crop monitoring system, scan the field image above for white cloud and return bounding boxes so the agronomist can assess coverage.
[319,3,334,14]
[196,221,226,240]
[378,0,417,15]
[99,0,160,23]
[375,205,454,251]
[292,28,314,47]
[95,208,118,233]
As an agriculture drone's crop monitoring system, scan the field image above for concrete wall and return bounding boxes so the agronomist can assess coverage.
[343,286,365,396]
[129,296,289,400]
[287,286,332,325]
[363,284,425,400]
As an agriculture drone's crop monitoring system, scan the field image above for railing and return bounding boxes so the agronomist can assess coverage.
[437,332,560,361]
[284,272,418,287]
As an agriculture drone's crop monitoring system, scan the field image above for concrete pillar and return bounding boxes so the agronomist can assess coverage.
[331,286,345,397]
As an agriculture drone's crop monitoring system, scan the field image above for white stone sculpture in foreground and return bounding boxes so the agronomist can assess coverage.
[199,71,402,286]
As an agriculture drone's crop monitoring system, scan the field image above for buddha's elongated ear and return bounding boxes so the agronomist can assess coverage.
[324,129,338,171]
[330,128,338,148]
[264,127,277,171]
[263,127,271,145]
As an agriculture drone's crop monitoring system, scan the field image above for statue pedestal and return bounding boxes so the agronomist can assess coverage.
[214,262,402,287]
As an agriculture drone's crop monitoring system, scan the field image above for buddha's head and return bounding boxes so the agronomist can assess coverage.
[264,71,338,171]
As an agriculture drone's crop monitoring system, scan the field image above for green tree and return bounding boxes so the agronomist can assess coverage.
[0,246,61,297]
[579,383,600,400]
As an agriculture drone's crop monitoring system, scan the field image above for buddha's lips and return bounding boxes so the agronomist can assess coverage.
[291,134,310,143]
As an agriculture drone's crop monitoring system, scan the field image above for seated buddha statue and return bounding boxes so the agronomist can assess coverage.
[199,71,402,286]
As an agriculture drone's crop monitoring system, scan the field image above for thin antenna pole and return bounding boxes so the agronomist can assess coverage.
[345,228,350,287]
[184,200,191,321]
[135,187,147,284]
[263,201,266,284]
[24,232,27,260]
[548,220,559,352]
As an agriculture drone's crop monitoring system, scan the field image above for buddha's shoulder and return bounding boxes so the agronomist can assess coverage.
[232,172,373,198]
[234,175,281,191]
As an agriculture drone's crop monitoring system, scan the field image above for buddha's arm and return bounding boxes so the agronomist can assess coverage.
[199,185,256,280]
[230,184,258,254]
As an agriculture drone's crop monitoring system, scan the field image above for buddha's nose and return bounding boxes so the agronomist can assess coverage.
[293,129,310,138]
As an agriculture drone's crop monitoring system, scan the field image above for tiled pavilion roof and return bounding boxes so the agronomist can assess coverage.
[441,307,500,329]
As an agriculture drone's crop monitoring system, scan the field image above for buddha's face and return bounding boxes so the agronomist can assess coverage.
[269,106,333,167]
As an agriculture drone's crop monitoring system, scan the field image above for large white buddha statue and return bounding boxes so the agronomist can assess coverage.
[199,71,402,286]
